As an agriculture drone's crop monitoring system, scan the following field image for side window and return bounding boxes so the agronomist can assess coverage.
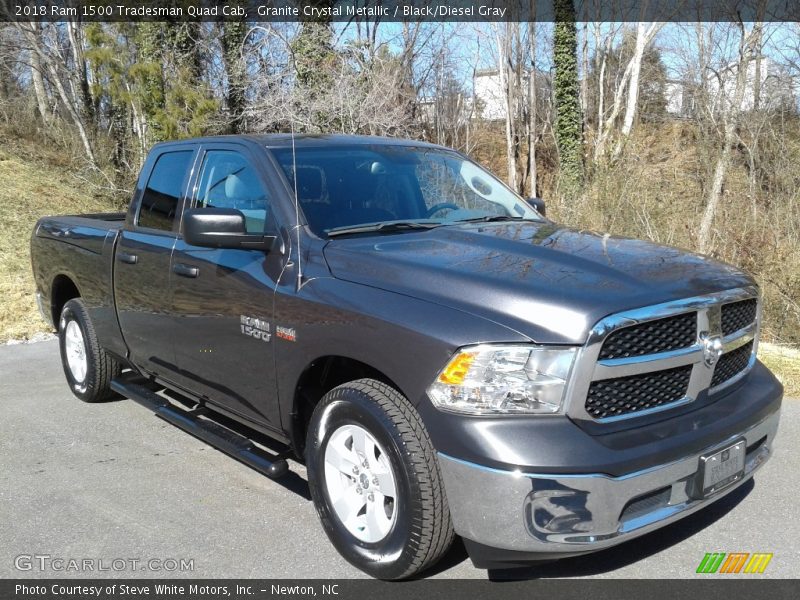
[195,150,270,234]
[137,151,193,231]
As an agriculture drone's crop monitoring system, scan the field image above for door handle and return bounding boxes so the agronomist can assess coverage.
[173,263,199,278]
[118,252,138,265]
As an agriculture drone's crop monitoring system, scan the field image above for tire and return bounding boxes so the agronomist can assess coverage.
[306,378,454,580]
[58,298,121,403]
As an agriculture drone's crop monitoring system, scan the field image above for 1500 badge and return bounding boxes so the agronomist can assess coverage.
[240,315,271,342]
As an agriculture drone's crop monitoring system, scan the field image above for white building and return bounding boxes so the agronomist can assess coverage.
[666,57,797,117]
[472,68,552,121]
[707,57,795,113]
[473,69,508,120]
[473,59,796,122]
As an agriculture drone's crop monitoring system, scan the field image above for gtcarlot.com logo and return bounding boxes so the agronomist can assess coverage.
[14,554,194,573]
[696,552,773,574]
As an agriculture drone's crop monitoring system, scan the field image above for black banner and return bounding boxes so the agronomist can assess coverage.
[1,0,800,23]
[4,580,800,600]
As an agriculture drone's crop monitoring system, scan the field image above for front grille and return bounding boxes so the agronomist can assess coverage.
[721,298,757,336]
[711,341,754,388]
[598,312,697,360]
[585,365,692,419]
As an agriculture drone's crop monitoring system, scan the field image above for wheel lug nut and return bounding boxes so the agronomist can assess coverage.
[372,477,379,486]
[367,493,374,502]
[356,486,362,494]
[352,466,359,474]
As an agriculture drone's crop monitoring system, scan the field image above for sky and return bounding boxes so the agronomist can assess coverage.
[331,20,800,92]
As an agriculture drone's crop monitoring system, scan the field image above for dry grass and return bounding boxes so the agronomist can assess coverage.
[0,129,119,342]
[759,343,800,398]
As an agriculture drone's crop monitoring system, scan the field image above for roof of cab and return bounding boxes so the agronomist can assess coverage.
[150,133,449,151]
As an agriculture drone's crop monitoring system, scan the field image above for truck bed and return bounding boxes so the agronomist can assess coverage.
[30,212,128,358]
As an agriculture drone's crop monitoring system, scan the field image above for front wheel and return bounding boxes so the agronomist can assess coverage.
[58,298,121,403]
[306,379,454,579]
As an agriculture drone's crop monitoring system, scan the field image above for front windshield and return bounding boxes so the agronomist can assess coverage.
[271,145,541,237]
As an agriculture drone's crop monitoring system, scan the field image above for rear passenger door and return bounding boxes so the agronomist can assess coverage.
[169,143,287,428]
[114,148,197,377]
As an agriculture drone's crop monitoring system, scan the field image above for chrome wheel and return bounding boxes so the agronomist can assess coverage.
[324,423,398,543]
[64,320,87,384]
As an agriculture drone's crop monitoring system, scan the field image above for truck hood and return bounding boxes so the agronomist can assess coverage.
[322,221,755,344]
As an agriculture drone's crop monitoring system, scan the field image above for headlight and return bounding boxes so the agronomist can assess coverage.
[427,345,577,415]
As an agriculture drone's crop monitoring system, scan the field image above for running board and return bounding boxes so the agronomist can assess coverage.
[111,374,290,479]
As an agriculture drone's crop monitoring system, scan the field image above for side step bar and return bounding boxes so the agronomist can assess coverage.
[111,374,290,479]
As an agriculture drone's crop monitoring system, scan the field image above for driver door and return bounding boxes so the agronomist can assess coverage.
[168,143,287,428]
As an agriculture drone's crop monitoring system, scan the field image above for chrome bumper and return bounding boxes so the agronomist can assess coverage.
[438,409,779,553]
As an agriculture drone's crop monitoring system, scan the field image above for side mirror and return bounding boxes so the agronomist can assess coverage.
[183,208,277,251]
[526,197,546,217]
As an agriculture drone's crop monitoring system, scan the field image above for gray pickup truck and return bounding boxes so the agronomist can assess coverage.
[30,135,782,579]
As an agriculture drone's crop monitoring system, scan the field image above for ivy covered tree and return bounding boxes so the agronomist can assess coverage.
[553,0,584,189]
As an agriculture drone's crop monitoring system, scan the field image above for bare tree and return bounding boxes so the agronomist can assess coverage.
[616,19,663,152]
[13,21,97,164]
[246,25,416,136]
[27,23,50,124]
[697,18,764,253]
[525,17,538,197]
[593,18,661,161]
[494,21,519,190]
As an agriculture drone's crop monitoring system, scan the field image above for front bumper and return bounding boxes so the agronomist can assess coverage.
[439,407,779,557]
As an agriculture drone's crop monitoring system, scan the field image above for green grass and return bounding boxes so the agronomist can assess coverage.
[0,130,119,342]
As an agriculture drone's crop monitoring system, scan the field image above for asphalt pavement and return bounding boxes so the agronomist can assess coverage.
[0,339,796,579]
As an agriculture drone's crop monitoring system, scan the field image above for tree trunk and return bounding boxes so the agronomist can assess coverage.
[221,18,247,133]
[66,21,94,127]
[619,22,648,138]
[752,28,763,111]
[615,19,663,157]
[29,23,49,123]
[580,21,589,131]
[496,22,518,191]
[698,23,761,253]
[526,16,538,198]
[592,26,613,161]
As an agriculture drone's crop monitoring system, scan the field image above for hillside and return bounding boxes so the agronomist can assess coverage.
[0,128,120,342]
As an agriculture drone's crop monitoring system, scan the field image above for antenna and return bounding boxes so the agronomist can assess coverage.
[290,121,303,290]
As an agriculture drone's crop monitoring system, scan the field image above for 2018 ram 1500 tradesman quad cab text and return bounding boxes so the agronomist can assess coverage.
[30,135,782,579]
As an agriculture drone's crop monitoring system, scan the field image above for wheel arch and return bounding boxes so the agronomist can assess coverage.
[51,274,81,330]
[289,355,404,459]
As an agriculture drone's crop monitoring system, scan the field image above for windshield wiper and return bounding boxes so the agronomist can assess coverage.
[451,215,529,224]
[326,220,442,238]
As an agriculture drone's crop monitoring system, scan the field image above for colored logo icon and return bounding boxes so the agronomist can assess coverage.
[697,552,773,574]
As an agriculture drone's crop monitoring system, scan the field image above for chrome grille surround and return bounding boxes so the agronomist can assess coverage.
[565,286,760,424]
[598,311,697,360]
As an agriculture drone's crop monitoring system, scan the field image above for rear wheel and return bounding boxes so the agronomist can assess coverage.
[306,378,454,579]
[58,298,121,403]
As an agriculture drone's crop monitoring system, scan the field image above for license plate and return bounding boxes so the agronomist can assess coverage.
[700,440,746,496]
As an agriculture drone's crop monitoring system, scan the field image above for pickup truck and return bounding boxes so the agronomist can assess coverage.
[31,135,782,579]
